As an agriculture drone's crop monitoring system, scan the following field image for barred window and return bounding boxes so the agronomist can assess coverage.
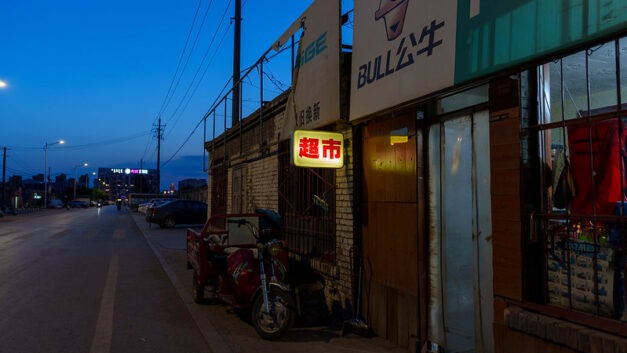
[527,37,627,322]
[278,141,336,264]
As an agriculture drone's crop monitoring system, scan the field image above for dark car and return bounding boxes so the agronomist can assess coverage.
[145,200,207,228]
[68,200,89,208]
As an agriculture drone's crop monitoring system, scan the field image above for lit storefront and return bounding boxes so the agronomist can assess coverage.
[349,0,627,352]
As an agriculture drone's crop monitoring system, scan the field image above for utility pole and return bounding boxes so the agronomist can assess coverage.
[2,146,6,212]
[232,0,241,127]
[156,118,162,194]
[139,158,143,193]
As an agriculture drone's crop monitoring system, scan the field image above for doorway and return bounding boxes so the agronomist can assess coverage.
[427,110,493,353]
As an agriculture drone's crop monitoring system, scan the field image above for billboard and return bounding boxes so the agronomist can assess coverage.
[350,0,457,120]
[351,0,627,120]
[281,0,341,139]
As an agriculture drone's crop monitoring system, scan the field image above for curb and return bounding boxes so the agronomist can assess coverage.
[132,214,233,353]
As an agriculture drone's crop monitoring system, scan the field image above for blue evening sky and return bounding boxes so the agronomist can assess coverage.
[0,0,327,190]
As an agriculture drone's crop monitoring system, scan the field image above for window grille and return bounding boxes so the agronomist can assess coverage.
[278,141,336,264]
[527,37,627,321]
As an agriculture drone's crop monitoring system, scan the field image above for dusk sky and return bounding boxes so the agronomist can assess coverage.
[0,0,333,190]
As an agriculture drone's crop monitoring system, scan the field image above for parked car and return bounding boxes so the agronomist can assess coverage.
[48,199,63,209]
[68,200,89,208]
[138,198,172,215]
[145,200,207,228]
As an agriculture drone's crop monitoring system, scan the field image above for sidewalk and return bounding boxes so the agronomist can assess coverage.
[0,207,46,222]
[131,212,408,353]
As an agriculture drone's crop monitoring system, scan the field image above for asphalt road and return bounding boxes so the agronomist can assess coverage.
[0,206,210,353]
[0,207,409,353]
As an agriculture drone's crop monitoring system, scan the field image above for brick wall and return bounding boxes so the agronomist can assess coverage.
[204,92,358,320]
[332,125,357,307]
[498,306,627,353]
[244,156,279,212]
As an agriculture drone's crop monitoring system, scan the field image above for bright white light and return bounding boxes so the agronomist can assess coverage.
[0,81,7,88]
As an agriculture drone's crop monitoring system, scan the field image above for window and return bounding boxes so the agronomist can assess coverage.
[526,37,627,322]
[278,141,336,264]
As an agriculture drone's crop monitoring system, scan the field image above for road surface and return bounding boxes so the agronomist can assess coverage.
[0,206,210,353]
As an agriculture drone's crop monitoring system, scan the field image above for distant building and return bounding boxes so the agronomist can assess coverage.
[178,178,207,202]
[95,167,158,199]
[8,175,22,188]
[178,178,206,190]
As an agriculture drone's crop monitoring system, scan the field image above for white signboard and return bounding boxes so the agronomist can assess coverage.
[350,0,457,120]
[281,0,340,139]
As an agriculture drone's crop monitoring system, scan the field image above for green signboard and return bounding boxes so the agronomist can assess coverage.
[454,0,627,84]
[351,0,626,120]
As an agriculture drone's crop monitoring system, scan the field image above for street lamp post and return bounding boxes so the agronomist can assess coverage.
[44,140,64,208]
[91,172,97,202]
[73,163,88,200]
[1,82,7,211]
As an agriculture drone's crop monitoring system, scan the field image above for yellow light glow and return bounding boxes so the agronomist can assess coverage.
[291,130,344,168]
[390,135,408,145]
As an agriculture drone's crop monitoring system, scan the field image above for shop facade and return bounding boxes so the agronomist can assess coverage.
[349,0,627,352]
[203,0,626,352]
[205,0,362,329]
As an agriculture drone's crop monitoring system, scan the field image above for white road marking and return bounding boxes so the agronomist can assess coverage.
[90,254,118,353]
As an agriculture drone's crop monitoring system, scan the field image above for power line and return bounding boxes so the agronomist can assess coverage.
[158,0,216,126]
[7,131,150,152]
[58,131,151,151]
[154,0,233,168]
[154,0,205,124]
[161,113,205,167]
[165,17,233,139]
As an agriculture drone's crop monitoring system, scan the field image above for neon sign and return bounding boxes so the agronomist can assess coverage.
[110,168,148,175]
[291,130,344,168]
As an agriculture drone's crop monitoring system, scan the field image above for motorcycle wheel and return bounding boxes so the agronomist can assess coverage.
[192,270,204,304]
[251,286,295,340]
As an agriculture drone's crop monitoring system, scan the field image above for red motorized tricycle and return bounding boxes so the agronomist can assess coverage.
[186,209,295,340]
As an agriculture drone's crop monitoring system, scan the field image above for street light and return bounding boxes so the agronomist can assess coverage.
[73,163,88,200]
[44,140,64,208]
[91,172,97,202]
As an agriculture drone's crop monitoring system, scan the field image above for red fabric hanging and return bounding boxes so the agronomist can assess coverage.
[568,118,626,215]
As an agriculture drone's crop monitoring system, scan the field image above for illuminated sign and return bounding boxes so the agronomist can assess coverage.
[390,127,409,145]
[291,130,344,168]
[110,168,148,175]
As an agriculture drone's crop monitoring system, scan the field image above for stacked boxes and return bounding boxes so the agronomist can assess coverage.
[547,229,616,317]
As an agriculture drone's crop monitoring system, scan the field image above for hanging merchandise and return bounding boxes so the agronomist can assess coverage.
[568,119,627,215]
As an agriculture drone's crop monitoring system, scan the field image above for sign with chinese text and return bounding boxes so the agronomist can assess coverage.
[291,130,344,168]
[351,0,626,120]
[110,168,148,175]
[281,0,341,140]
[350,0,457,120]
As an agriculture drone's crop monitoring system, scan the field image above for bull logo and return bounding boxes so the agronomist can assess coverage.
[375,0,410,41]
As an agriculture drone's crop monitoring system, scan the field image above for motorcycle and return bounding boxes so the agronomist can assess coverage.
[187,210,295,340]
